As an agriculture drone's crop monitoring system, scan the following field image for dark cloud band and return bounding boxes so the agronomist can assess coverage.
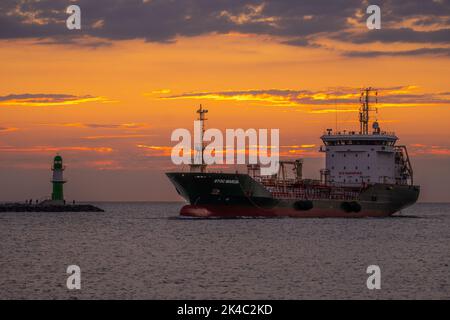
[0,0,449,56]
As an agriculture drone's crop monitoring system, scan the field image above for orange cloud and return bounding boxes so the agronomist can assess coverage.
[0,127,19,132]
[137,143,321,159]
[0,146,113,154]
[85,160,124,170]
[409,144,450,157]
[428,149,450,156]
[281,144,316,148]
[83,134,151,140]
[143,89,172,96]
[49,122,150,129]
[157,85,450,114]
[0,93,113,107]
[137,144,173,157]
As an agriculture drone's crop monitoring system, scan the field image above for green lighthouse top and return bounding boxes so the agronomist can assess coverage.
[53,154,63,169]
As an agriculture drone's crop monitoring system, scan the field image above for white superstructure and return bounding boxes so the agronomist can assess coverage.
[320,88,413,187]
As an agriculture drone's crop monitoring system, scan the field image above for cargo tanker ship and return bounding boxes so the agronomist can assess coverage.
[166,88,420,218]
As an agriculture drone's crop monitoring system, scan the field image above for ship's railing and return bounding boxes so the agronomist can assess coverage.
[267,185,360,200]
[260,178,363,200]
[322,130,396,136]
[253,176,311,185]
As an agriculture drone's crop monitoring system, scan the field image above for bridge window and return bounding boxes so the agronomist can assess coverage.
[324,139,395,146]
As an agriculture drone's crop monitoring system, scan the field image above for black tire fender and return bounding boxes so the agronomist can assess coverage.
[341,201,353,212]
[349,201,362,213]
[341,201,362,213]
[293,200,314,211]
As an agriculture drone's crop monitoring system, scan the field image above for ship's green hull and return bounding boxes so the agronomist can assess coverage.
[166,172,420,218]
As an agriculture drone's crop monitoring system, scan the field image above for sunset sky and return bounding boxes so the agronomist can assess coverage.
[1,0,449,202]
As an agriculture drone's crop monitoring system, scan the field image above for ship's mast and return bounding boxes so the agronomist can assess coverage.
[359,87,378,135]
[197,104,208,166]
[191,104,208,173]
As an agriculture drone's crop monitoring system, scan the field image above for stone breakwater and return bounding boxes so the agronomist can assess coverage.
[0,203,104,212]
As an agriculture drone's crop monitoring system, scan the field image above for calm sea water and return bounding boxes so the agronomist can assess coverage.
[0,202,449,299]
